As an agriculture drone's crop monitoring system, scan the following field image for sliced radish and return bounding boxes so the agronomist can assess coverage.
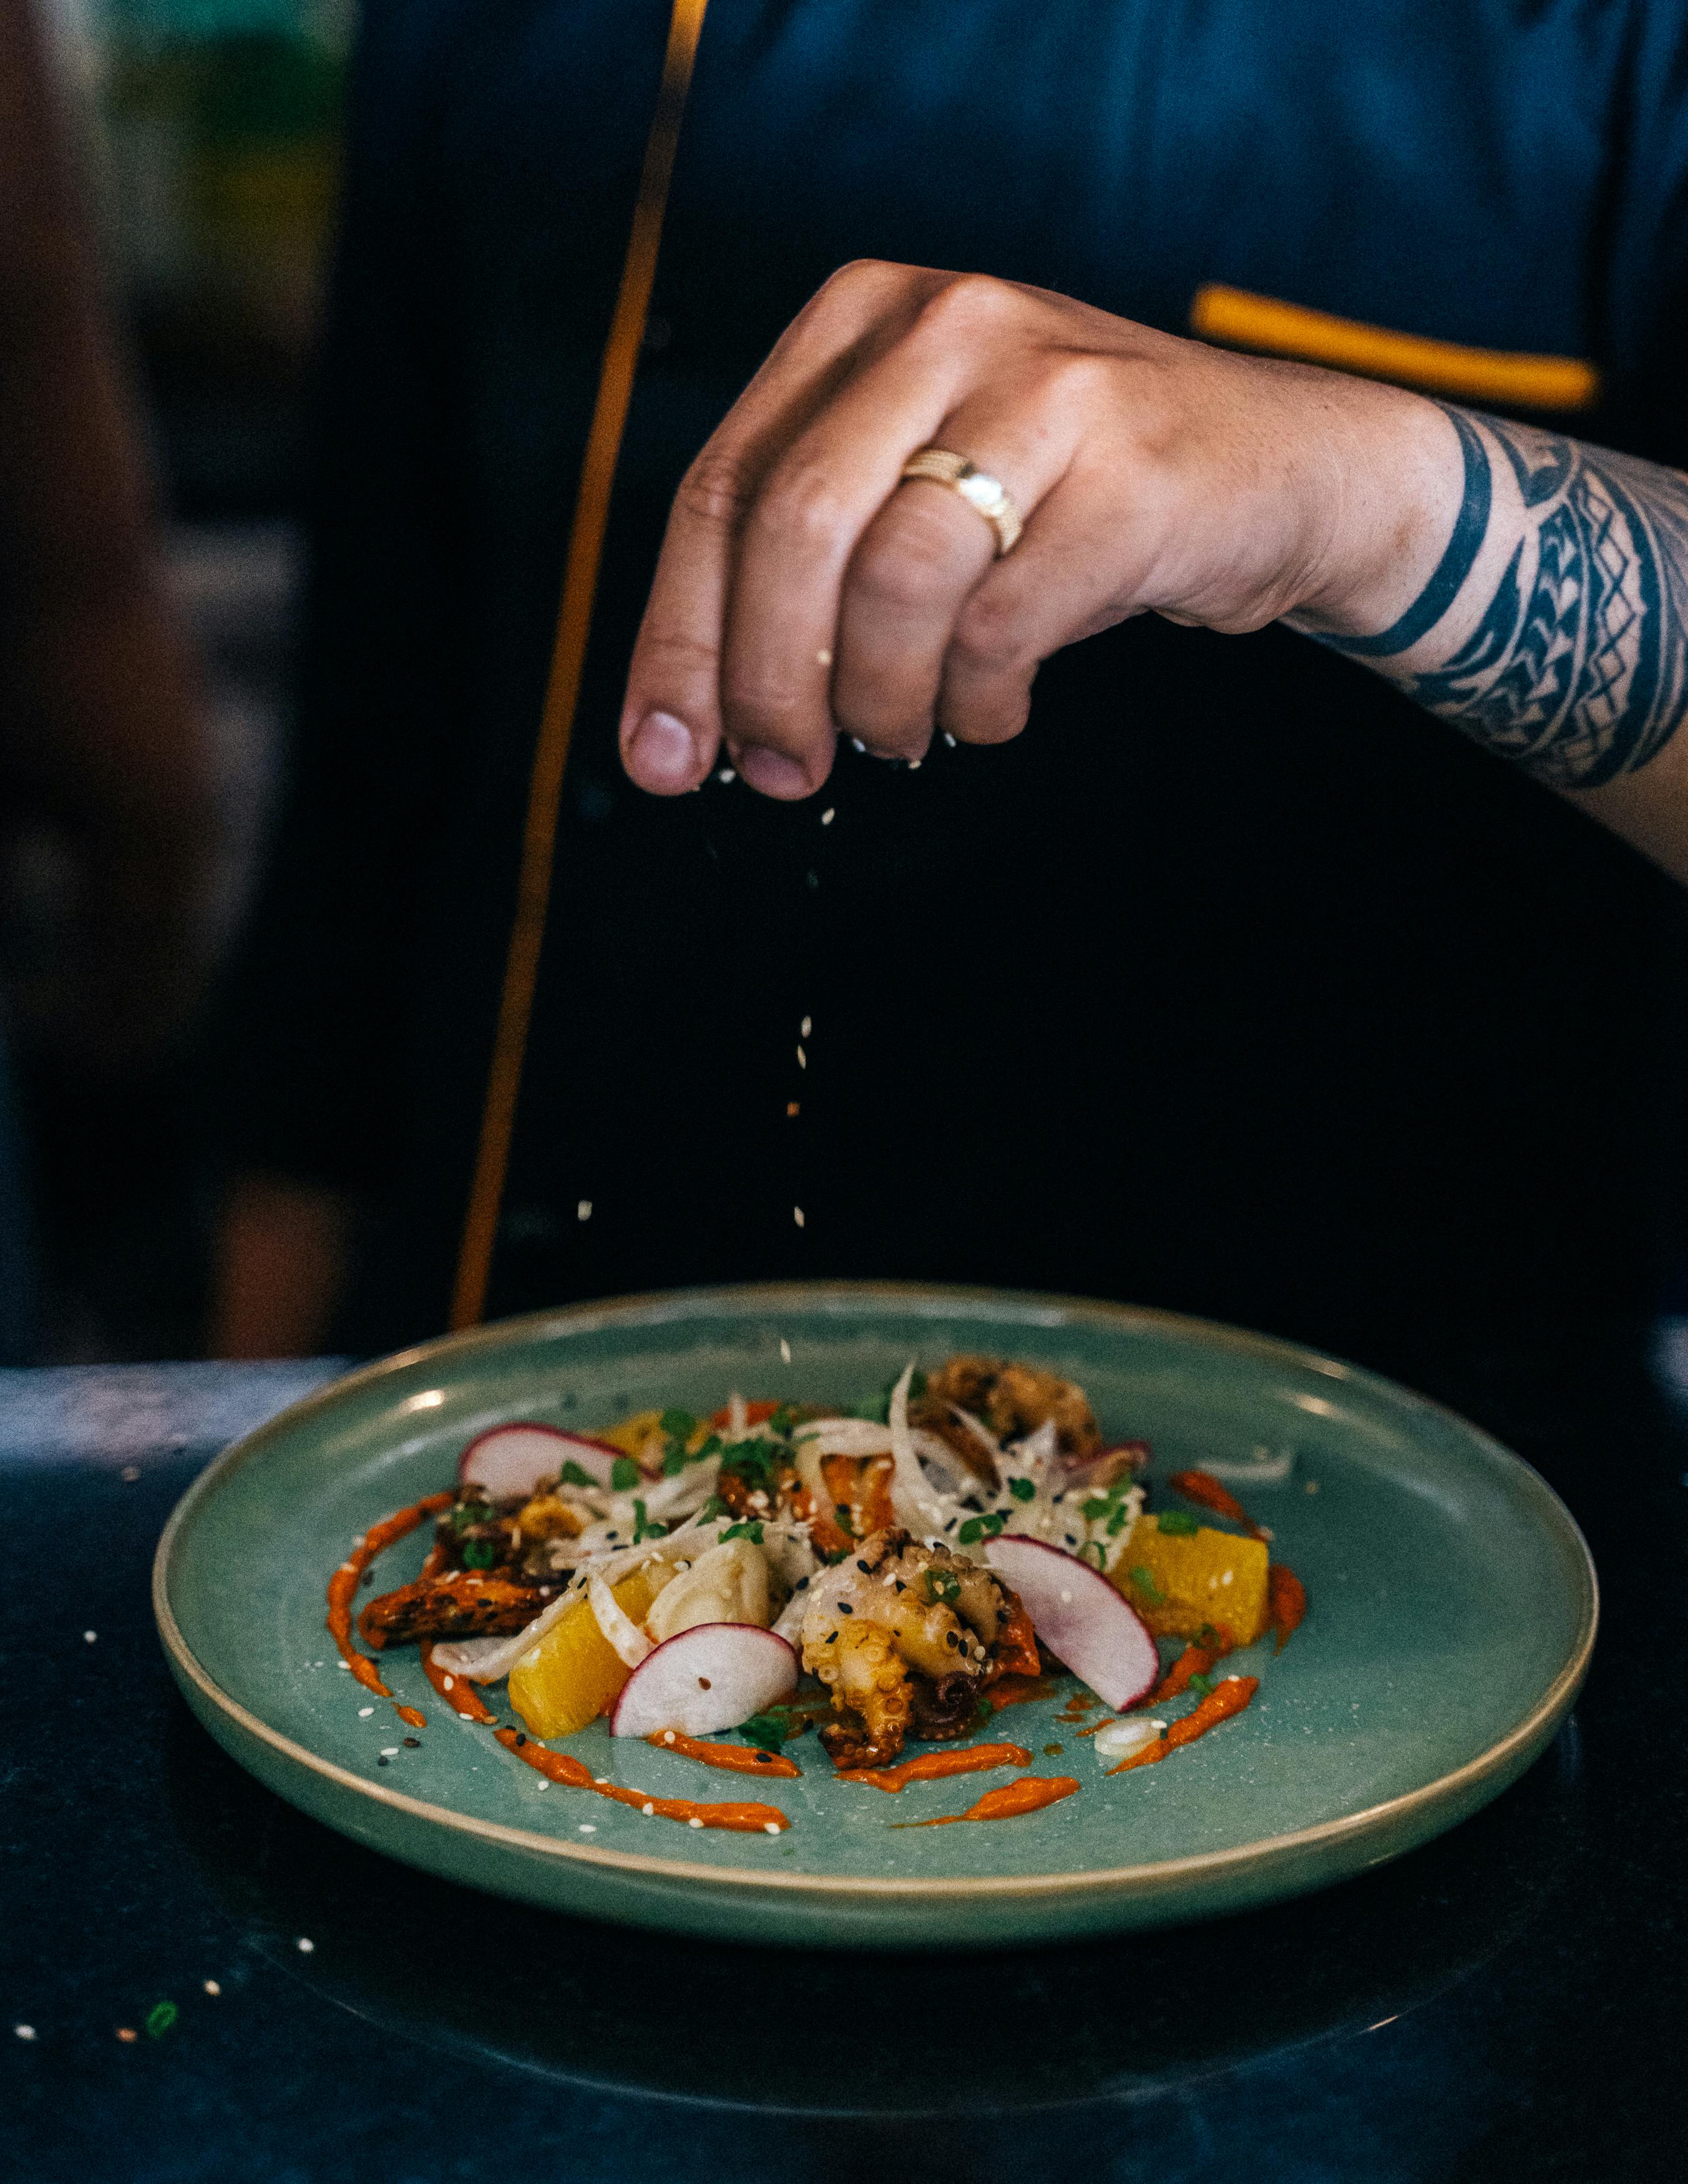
[985,1534,1158,1710]
[457,1423,623,1499]
[609,1624,798,1738]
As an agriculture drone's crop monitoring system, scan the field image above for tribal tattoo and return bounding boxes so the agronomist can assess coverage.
[1320,406,1688,789]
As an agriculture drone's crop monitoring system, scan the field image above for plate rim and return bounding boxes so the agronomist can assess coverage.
[154,1279,1599,1902]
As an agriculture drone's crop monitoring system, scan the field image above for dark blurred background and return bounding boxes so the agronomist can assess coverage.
[7,0,344,1360]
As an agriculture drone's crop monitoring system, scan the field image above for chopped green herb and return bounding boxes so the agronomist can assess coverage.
[559,1460,595,1488]
[767,1403,798,1438]
[1129,1564,1166,1603]
[610,1456,641,1491]
[1186,1672,1215,1698]
[721,1519,764,1544]
[1158,1508,1200,1536]
[1106,1503,1134,1536]
[737,1710,791,1752]
[721,1438,783,1492]
[1081,1495,1111,1523]
[700,1494,728,1523]
[449,1501,494,1532]
[145,2001,177,2040]
[658,1408,700,1440]
[972,1695,996,1728]
[632,1498,664,1543]
[958,1511,1006,1545]
[461,1539,497,1569]
[924,1569,962,1606]
[1080,1541,1108,1571]
[1008,1476,1036,1503]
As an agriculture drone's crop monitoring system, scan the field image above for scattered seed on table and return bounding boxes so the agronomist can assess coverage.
[83,1632,96,1644]
[295,1938,315,1954]
[14,2026,35,2041]
[203,1981,221,1997]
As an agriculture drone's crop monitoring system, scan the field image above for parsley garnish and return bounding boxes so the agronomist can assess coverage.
[738,1710,791,1752]
[449,1500,494,1532]
[700,1493,728,1523]
[1158,1508,1200,1536]
[957,1511,1006,1545]
[632,1498,664,1543]
[924,1569,961,1606]
[721,1519,764,1544]
[610,1456,641,1491]
[1129,1564,1166,1603]
[461,1538,497,1569]
[1008,1476,1036,1503]
[659,1407,700,1440]
[559,1460,595,1488]
[1186,1672,1215,1697]
[720,1437,783,1493]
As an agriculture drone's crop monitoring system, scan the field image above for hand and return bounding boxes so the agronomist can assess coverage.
[619,260,1462,798]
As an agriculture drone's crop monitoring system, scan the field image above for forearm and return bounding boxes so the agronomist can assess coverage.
[1295,403,1688,879]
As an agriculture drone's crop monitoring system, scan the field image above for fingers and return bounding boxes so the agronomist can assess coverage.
[620,261,926,795]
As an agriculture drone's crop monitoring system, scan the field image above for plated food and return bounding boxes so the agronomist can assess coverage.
[332,1355,1307,1834]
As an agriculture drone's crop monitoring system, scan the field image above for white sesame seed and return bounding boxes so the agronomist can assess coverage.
[820,808,835,825]
[358,1706,374,1718]
[815,648,832,667]
[688,1816,705,1828]
[120,1465,140,1483]
[796,1045,807,1068]
[851,736,866,752]
[82,1631,96,1644]
[779,1338,792,1364]
[203,1981,220,1997]
[295,1938,315,1954]
[594,1777,608,1785]
[716,767,736,783]
[536,1780,549,1791]
[380,1747,399,1757]
[764,1821,781,1835]
[578,1823,596,1833]
[663,1730,676,1743]
[641,1801,655,1816]
[908,758,922,769]
[441,1675,454,1691]
[800,1016,812,1037]
[577,1199,592,1221]
[14,2025,36,2041]
[943,731,957,747]
[793,1206,805,1227]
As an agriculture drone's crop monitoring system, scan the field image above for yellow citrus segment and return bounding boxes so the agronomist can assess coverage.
[1113,1515,1269,1645]
[507,1566,666,1738]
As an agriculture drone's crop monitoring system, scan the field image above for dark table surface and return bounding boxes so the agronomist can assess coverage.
[5,1342,1687,2184]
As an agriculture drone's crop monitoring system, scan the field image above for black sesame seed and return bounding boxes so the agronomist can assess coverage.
[856,1559,871,1573]
[515,1733,527,1747]
[377,1756,389,1767]
[894,1579,907,1592]
[402,1735,421,1747]
[945,1631,959,1647]
[839,1601,854,1614]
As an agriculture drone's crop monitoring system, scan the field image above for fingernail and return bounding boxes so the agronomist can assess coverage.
[734,746,812,799]
[626,709,698,789]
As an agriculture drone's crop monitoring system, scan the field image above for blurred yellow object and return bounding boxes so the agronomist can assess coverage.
[1114,1516,1269,1646]
[596,1409,665,1464]
[507,1565,667,1737]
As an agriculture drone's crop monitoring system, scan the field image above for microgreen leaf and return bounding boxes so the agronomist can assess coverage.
[721,1519,764,1544]
[659,1408,699,1440]
[1129,1564,1166,1603]
[559,1460,594,1488]
[610,1456,641,1491]
[461,1539,496,1569]
[1008,1476,1036,1503]
[1158,1508,1200,1536]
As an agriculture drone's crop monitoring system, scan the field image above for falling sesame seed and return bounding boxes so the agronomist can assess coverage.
[780,1338,793,1363]
[908,758,922,770]
[577,1199,592,1221]
[716,766,736,783]
[203,1981,220,1997]
[796,1045,807,1069]
[295,1938,315,1954]
[793,1206,806,1227]
[801,1015,812,1038]
[821,808,835,825]
[83,1631,96,1644]
[642,1801,656,1816]
[943,731,957,746]
[117,2027,138,2044]
[14,2025,36,2041]
[358,1706,374,1718]
[120,1465,140,1483]
[851,736,866,752]
[764,1821,781,1835]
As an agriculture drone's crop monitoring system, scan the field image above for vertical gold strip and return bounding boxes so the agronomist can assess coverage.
[450,0,711,1330]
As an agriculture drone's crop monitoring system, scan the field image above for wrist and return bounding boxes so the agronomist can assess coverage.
[1287,388,1471,643]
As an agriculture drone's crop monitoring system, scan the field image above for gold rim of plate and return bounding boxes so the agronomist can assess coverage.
[152,1282,1599,1901]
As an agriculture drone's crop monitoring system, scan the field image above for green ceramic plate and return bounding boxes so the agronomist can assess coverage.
[154,1284,1596,1950]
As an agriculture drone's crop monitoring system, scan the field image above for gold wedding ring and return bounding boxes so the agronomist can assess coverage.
[899,446,1023,555]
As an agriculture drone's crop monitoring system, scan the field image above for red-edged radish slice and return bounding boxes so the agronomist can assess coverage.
[986,1536,1158,1709]
[609,1624,799,1738]
[457,1423,622,1499]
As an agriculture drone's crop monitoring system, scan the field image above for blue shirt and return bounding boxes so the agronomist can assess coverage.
[223,0,1688,1373]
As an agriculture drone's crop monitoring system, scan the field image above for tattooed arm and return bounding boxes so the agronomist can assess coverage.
[1298,406,1688,877]
[619,263,1688,880]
